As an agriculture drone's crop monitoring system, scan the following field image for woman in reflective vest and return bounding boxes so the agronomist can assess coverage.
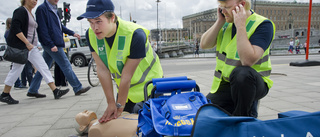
[77,0,163,123]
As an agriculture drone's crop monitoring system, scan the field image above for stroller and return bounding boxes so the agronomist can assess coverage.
[138,76,209,137]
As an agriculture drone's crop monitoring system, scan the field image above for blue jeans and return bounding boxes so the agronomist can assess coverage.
[28,46,82,93]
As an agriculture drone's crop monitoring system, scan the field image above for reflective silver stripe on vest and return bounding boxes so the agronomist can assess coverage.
[216,52,269,66]
[254,55,269,65]
[214,70,230,81]
[217,51,226,62]
[130,43,156,88]
[259,70,271,77]
[225,58,242,66]
[214,70,222,79]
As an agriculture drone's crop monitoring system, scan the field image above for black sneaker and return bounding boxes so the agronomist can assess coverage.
[0,94,19,104]
[27,92,46,98]
[75,86,91,96]
[53,88,70,99]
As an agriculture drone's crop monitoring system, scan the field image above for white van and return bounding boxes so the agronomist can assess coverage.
[68,36,91,67]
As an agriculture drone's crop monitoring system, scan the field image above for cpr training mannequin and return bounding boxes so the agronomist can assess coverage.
[75,110,138,137]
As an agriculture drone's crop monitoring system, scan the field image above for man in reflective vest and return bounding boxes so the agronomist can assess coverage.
[200,0,275,117]
[77,0,163,123]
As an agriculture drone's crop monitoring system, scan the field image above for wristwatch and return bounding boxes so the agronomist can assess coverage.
[116,103,125,109]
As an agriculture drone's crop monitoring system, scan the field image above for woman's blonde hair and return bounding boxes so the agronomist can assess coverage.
[5,18,12,30]
[20,0,25,6]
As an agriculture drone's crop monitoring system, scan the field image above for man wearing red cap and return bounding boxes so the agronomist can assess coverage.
[201,0,275,117]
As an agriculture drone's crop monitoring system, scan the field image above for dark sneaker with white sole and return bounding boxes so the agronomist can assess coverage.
[0,94,19,104]
[53,88,70,99]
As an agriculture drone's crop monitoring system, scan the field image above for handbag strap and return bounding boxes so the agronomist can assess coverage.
[31,29,35,44]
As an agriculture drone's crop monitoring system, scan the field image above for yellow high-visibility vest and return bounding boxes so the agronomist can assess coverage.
[89,18,163,103]
[211,13,275,93]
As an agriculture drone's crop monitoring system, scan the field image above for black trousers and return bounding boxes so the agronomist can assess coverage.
[21,61,33,87]
[206,66,269,117]
[117,98,147,114]
[116,94,144,114]
[54,63,68,86]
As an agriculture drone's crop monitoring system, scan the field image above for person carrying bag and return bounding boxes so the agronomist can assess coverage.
[0,1,70,105]
[4,29,35,64]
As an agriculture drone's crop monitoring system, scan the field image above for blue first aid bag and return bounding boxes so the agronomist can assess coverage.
[191,104,320,137]
[138,76,209,137]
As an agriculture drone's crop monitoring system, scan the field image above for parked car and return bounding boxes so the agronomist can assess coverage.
[68,36,91,67]
[0,43,7,61]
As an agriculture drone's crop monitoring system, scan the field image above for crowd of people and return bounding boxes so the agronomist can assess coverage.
[0,0,91,105]
[288,37,309,54]
[1,0,276,130]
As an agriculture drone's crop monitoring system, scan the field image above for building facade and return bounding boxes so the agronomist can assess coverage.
[182,1,320,40]
[150,28,189,43]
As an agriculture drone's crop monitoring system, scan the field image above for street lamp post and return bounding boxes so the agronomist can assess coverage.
[156,0,161,52]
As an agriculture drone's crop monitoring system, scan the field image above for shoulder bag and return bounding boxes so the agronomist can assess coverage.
[4,29,35,64]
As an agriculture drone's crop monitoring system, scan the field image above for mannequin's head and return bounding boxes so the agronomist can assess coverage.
[75,110,97,134]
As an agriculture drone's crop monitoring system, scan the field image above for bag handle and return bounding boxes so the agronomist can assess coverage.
[143,76,200,101]
[151,80,200,98]
[31,29,35,44]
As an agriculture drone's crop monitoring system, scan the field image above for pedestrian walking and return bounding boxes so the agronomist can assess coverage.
[4,18,28,89]
[195,42,200,57]
[303,40,307,54]
[288,38,294,54]
[295,37,300,54]
[28,0,91,97]
[0,0,70,105]
[200,0,275,117]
